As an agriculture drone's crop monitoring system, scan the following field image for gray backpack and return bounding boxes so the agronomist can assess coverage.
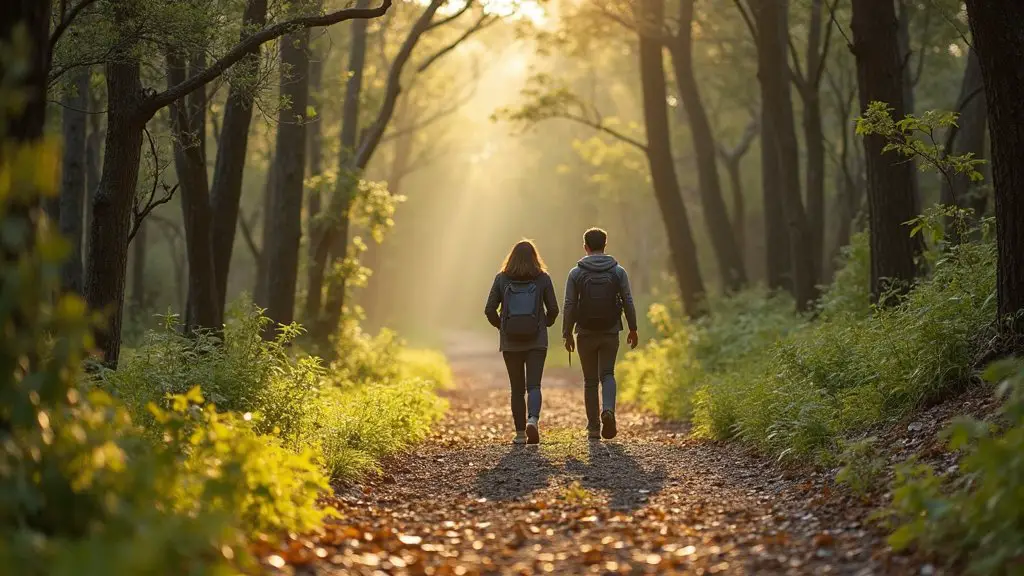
[502,280,540,340]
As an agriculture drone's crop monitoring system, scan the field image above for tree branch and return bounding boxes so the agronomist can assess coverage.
[425,0,475,31]
[812,0,839,87]
[730,0,758,43]
[237,209,263,262]
[144,0,393,115]
[559,112,648,151]
[416,13,497,74]
[50,0,103,52]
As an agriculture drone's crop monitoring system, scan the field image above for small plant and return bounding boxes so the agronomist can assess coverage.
[835,436,886,497]
[884,358,1024,574]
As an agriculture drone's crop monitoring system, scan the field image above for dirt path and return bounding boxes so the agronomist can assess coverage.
[278,337,920,575]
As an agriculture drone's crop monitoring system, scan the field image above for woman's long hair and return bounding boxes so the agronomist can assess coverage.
[500,239,547,279]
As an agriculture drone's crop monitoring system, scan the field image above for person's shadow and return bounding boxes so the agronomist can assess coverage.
[564,441,667,511]
[474,445,558,502]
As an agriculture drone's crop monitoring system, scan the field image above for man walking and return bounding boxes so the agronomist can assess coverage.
[562,228,639,440]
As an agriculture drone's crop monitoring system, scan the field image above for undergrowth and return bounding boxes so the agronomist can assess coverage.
[620,223,998,462]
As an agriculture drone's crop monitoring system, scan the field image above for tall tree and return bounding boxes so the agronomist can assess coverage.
[0,0,51,144]
[306,0,371,330]
[636,0,705,316]
[716,115,758,267]
[851,0,922,301]
[789,0,834,278]
[750,0,817,309]
[964,0,1024,331]
[665,0,746,292]
[210,0,270,318]
[59,67,90,293]
[79,0,391,366]
[261,28,312,331]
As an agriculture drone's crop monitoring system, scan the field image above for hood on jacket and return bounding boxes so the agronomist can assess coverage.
[577,254,618,272]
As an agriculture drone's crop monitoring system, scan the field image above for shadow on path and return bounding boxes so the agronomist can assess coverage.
[564,441,667,512]
[474,445,558,502]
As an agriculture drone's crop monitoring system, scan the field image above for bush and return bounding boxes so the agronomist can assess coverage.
[885,359,1024,575]
[621,225,997,463]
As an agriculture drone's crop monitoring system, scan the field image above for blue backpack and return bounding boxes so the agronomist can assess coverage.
[502,280,540,340]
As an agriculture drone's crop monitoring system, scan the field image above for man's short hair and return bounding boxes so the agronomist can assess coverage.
[584,227,607,251]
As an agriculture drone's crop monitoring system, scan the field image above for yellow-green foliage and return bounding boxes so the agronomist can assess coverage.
[885,359,1024,575]
[398,347,455,390]
[619,229,998,463]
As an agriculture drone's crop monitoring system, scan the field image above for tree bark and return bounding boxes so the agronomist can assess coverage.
[800,0,827,280]
[254,151,275,306]
[210,0,269,313]
[717,117,758,275]
[60,67,90,294]
[304,38,325,315]
[760,107,791,292]
[167,52,221,333]
[667,0,746,292]
[307,0,369,330]
[261,29,312,330]
[851,0,923,301]
[939,48,987,218]
[637,0,705,317]
[84,55,145,367]
[964,0,1024,330]
[85,78,103,251]
[752,0,817,310]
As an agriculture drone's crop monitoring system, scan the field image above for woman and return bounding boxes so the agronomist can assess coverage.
[485,239,559,445]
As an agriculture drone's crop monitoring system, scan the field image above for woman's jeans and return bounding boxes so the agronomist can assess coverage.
[502,349,546,431]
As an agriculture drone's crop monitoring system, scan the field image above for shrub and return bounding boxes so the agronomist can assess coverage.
[885,358,1024,575]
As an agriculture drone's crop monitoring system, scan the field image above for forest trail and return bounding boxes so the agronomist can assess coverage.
[282,334,909,576]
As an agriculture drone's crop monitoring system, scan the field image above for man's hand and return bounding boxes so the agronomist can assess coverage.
[564,336,575,353]
[627,330,639,349]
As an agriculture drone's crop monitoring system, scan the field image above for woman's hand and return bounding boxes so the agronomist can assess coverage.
[563,336,575,353]
[627,330,639,349]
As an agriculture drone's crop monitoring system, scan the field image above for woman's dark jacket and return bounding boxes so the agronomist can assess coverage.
[484,272,559,352]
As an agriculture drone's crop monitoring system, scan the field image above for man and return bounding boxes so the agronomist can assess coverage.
[562,227,639,440]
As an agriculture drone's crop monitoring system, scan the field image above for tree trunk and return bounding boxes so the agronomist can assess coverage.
[261,29,311,330]
[760,109,791,292]
[718,117,757,279]
[896,0,920,209]
[308,0,371,334]
[85,78,104,249]
[60,67,90,294]
[667,0,746,292]
[84,57,145,367]
[964,0,1024,330]
[752,0,817,309]
[851,0,923,301]
[167,52,221,333]
[801,0,826,280]
[253,152,275,306]
[939,48,988,218]
[210,0,269,312]
[0,0,51,144]
[637,0,705,317]
[304,39,325,315]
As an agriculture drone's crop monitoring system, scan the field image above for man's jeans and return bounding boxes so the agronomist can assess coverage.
[577,333,619,430]
[502,349,546,432]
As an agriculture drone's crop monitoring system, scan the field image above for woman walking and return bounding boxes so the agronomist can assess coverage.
[485,240,559,444]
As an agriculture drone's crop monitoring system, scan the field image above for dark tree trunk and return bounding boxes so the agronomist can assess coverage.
[305,40,325,313]
[253,152,275,306]
[261,29,311,330]
[760,109,791,291]
[637,0,705,316]
[964,0,1024,330]
[717,117,758,278]
[131,220,147,310]
[940,48,988,218]
[85,79,104,248]
[308,0,370,333]
[851,0,923,301]
[752,0,817,309]
[0,0,51,144]
[896,0,920,208]
[60,67,90,293]
[667,0,746,292]
[210,0,269,312]
[84,57,145,367]
[801,0,827,280]
[167,53,221,333]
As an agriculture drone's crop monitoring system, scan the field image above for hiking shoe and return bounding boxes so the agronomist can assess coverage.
[526,417,540,444]
[513,431,527,445]
[601,410,617,439]
[588,426,601,440]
